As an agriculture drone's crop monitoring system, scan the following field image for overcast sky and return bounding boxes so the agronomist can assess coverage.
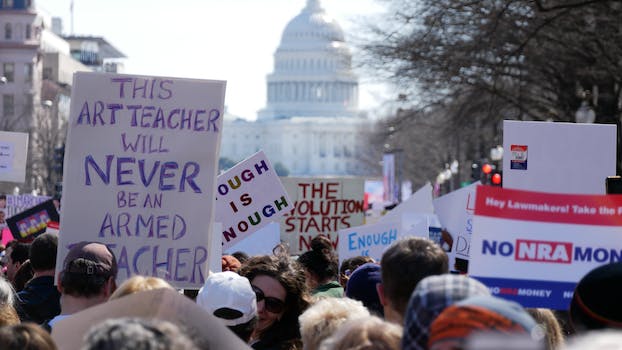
[38,0,391,120]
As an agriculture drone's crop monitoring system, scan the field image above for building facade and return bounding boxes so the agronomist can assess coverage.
[220,0,373,176]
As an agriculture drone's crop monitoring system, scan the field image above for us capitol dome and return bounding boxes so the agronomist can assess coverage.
[258,0,359,119]
[221,0,371,176]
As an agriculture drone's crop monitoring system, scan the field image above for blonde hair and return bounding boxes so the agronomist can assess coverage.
[318,315,402,350]
[299,298,371,350]
[526,308,564,350]
[0,303,20,327]
[109,276,174,300]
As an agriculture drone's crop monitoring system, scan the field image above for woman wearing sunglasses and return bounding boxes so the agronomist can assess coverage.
[240,250,310,350]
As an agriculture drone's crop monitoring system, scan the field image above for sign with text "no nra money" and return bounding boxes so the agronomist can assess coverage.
[57,72,226,289]
[470,185,622,310]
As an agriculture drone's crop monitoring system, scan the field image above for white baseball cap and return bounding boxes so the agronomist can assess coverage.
[196,271,257,326]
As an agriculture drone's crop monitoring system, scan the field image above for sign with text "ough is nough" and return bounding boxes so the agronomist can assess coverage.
[470,185,622,309]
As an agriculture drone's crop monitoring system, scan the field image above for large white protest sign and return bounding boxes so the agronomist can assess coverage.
[379,183,434,224]
[281,177,365,255]
[503,120,616,194]
[338,220,401,265]
[433,183,478,273]
[0,131,29,183]
[216,151,290,250]
[57,72,226,289]
[225,222,281,257]
[470,185,622,309]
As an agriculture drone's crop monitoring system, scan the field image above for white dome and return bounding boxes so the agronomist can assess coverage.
[279,0,346,52]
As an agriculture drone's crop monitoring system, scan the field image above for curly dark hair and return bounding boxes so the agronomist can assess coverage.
[239,249,310,350]
[297,235,338,284]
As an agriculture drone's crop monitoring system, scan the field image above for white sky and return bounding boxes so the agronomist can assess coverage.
[37,0,391,120]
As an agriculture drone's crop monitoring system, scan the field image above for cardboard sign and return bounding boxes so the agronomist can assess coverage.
[51,288,252,350]
[433,183,478,273]
[503,120,616,194]
[470,185,622,309]
[379,183,434,224]
[225,222,281,257]
[4,194,51,217]
[280,177,365,255]
[216,151,290,250]
[56,72,226,289]
[6,199,59,241]
[0,131,29,183]
[338,220,401,265]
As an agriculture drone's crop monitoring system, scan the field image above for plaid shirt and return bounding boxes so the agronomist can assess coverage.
[402,274,491,350]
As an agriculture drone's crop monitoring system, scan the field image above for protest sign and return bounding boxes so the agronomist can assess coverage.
[338,220,401,265]
[0,131,29,183]
[379,183,434,224]
[5,199,59,241]
[216,151,290,250]
[56,72,226,289]
[225,222,281,256]
[470,185,622,309]
[433,182,478,273]
[503,120,616,194]
[52,288,251,350]
[281,177,365,255]
[3,194,51,217]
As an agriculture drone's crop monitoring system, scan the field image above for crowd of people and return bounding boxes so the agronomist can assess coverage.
[0,232,621,349]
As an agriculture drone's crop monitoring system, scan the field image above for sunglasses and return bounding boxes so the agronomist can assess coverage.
[252,285,285,314]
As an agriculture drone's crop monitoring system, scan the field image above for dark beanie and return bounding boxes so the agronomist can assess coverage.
[570,262,622,331]
[346,263,383,316]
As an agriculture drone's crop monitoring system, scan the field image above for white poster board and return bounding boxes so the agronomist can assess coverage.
[338,220,401,265]
[216,151,290,250]
[503,120,616,194]
[470,186,622,309]
[57,72,226,289]
[433,183,478,273]
[0,131,29,183]
[281,177,365,255]
[225,222,281,257]
[379,183,434,224]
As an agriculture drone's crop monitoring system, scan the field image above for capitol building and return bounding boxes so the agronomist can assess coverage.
[220,0,373,176]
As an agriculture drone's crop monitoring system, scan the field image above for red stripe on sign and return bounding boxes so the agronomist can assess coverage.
[474,186,622,226]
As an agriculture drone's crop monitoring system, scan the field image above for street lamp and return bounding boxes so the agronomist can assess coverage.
[575,100,596,123]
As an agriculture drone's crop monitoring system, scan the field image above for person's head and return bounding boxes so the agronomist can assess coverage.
[0,194,6,208]
[239,252,309,347]
[0,303,20,326]
[428,295,538,350]
[570,262,622,332]
[402,274,491,350]
[339,255,374,289]
[526,308,564,350]
[231,251,250,265]
[83,317,197,350]
[5,241,30,282]
[222,255,242,272]
[299,297,370,350]
[345,262,383,316]
[0,276,16,306]
[297,235,339,290]
[318,315,402,350]
[29,233,58,272]
[109,276,173,301]
[13,259,34,292]
[59,242,118,301]
[0,322,57,350]
[380,237,448,323]
[196,271,258,342]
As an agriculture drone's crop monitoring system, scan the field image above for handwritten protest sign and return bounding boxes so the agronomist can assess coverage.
[216,151,290,250]
[470,185,622,309]
[338,220,401,265]
[433,183,478,273]
[3,194,51,217]
[281,177,365,255]
[0,131,29,183]
[225,222,281,256]
[56,72,226,289]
